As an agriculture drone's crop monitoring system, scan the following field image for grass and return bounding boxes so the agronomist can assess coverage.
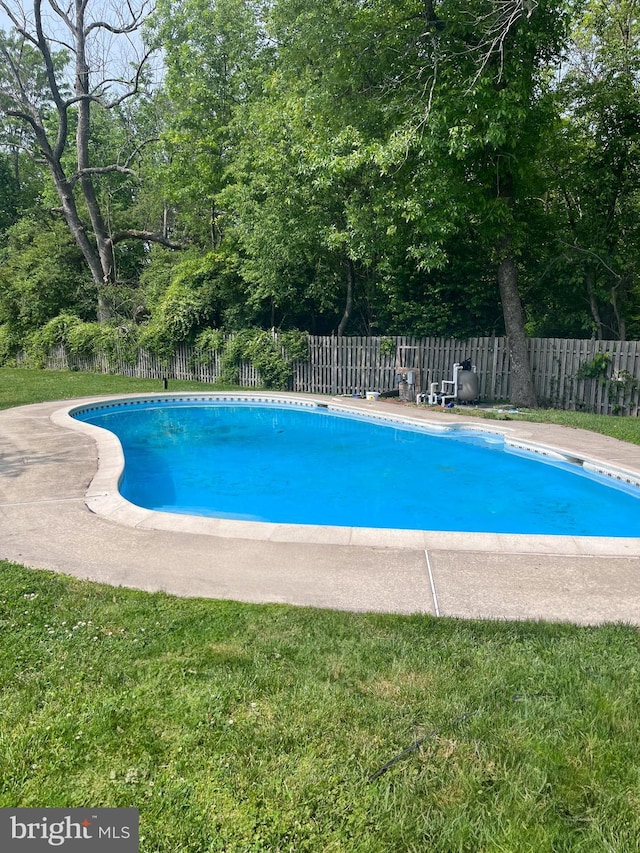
[1,562,639,852]
[450,404,640,446]
[1,366,640,851]
[0,367,228,410]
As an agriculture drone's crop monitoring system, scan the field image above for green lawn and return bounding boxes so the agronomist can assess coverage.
[452,404,640,446]
[0,367,226,410]
[2,562,639,852]
[1,367,640,851]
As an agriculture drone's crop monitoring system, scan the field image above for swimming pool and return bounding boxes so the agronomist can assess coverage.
[71,396,640,537]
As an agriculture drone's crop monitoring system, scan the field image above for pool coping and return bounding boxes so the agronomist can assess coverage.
[52,391,640,558]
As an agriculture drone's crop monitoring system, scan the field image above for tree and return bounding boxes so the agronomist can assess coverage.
[396,0,571,406]
[0,151,19,235]
[0,213,91,346]
[543,0,640,339]
[223,0,571,400]
[220,0,438,335]
[0,1,180,321]
[151,0,273,248]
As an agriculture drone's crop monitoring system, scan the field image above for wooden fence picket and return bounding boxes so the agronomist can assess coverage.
[22,335,640,416]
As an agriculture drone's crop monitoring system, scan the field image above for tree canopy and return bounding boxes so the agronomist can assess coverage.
[1,0,640,403]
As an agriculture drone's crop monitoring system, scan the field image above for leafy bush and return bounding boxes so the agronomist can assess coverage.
[379,336,396,357]
[65,321,141,367]
[0,325,16,366]
[576,352,638,415]
[138,320,180,365]
[65,321,106,360]
[0,217,92,341]
[279,329,309,363]
[193,328,308,388]
[139,249,246,342]
[577,352,611,380]
[191,329,227,370]
[218,329,290,389]
[25,313,84,367]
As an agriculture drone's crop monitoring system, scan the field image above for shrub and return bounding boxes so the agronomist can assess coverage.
[219,329,294,389]
[577,352,611,380]
[279,330,309,363]
[66,321,141,368]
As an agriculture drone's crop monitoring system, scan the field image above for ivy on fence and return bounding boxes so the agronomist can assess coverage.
[10,332,640,416]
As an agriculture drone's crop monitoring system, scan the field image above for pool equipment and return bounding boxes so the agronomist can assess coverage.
[419,360,479,406]
[395,345,422,401]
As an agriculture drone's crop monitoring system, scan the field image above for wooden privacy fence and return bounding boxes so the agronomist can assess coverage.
[38,335,640,416]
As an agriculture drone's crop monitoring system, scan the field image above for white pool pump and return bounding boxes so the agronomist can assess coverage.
[418,361,479,406]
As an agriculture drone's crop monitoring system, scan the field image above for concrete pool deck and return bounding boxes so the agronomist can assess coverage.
[1,392,639,626]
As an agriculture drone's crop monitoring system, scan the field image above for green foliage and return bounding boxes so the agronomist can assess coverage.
[194,328,307,385]
[577,352,612,379]
[194,328,226,354]
[278,329,309,362]
[2,0,640,342]
[572,351,638,414]
[137,320,180,365]
[221,329,292,389]
[143,249,245,334]
[156,282,209,342]
[0,217,93,349]
[138,247,184,312]
[67,322,141,367]
[21,315,142,370]
[136,250,247,362]
[611,369,639,394]
[150,0,272,246]
[608,368,639,414]
[25,313,85,367]
[379,337,396,357]
[539,0,640,340]
[0,325,16,366]
[64,321,107,360]
[0,155,19,237]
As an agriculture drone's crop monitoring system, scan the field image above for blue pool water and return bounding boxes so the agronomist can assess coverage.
[73,399,640,536]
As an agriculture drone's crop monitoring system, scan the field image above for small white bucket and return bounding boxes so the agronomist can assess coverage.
[366,391,380,401]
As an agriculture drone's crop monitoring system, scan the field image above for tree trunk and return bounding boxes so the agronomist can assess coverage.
[337,259,355,336]
[497,247,537,408]
[75,9,114,320]
[48,159,113,321]
[586,269,603,340]
[610,281,626,341]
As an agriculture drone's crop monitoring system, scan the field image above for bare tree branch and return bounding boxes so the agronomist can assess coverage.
[85,0,154,36]
[469,0,539,87]
[0,1,36,45]
[68,164,137,185]
[109,229,185,250]
[63,45,153,108]
[47,0,74,31]
[559,239,622,281]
